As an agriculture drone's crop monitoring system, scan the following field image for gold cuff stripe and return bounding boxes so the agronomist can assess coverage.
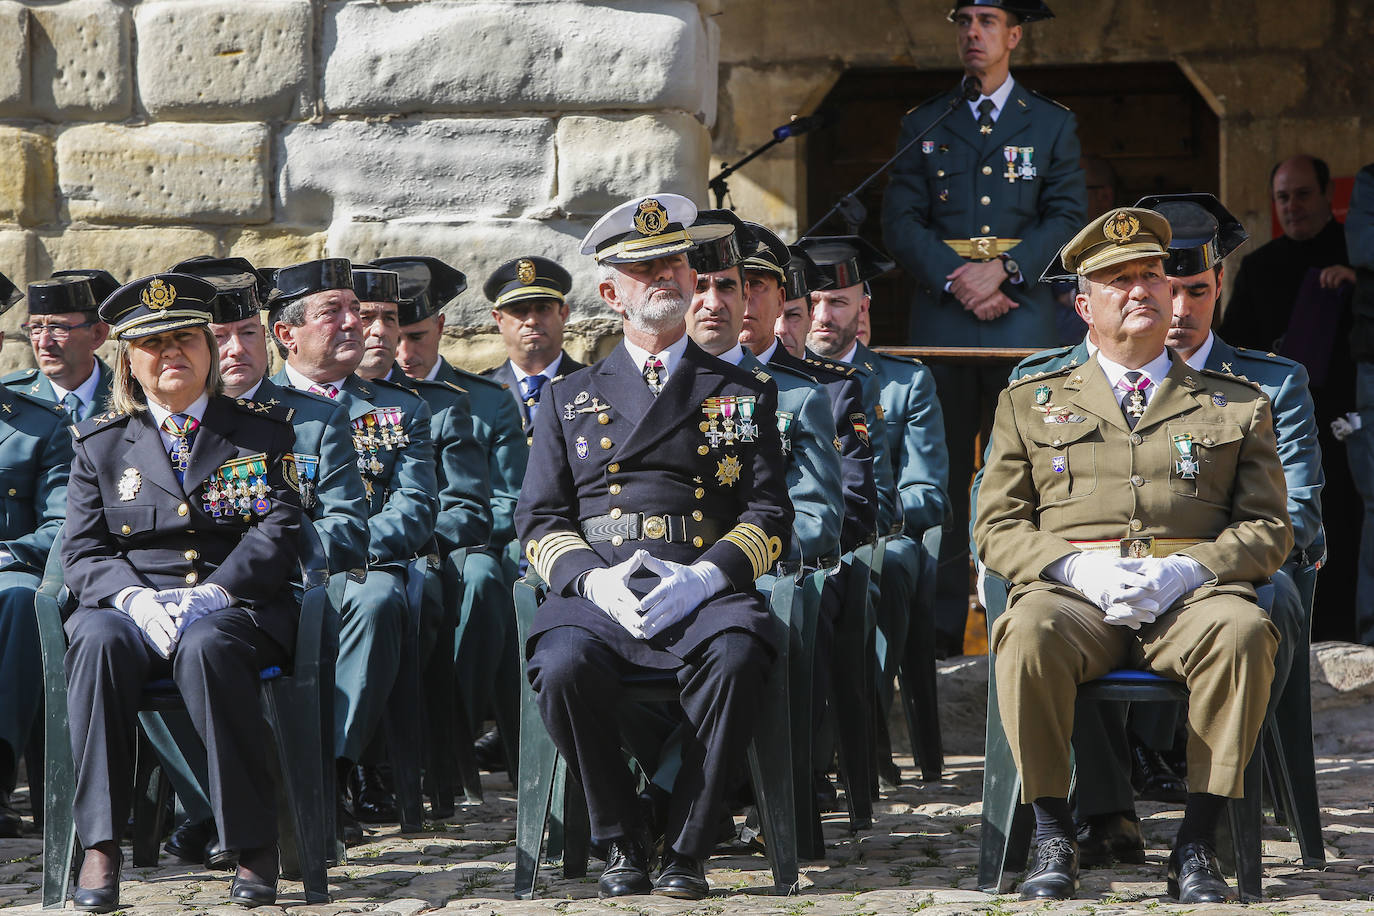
[495,285,567,308]
[721,522,778,579]
[527,531,595,582]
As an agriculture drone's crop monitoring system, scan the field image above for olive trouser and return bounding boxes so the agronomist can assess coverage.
[991,585,1277,803]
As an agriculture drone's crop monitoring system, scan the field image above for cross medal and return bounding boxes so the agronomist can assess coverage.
[1125,388,1146,420]
[1173,433,1199,480]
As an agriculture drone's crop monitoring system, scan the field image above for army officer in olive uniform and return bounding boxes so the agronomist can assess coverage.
[519,194,792,900]
[973,209,1289,903]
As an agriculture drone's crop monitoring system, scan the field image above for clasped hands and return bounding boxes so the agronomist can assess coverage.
[1055,551,1210,629]
[948,260,1017,321]
[119,584,232,658]
[582,549,727,640]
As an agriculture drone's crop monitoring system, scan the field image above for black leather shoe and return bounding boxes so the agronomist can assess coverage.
[164,819,213,863]
[814,772,840,813]
[473,727,506,773]
[1132,745,1188,803]
[653,850,709,899]
[1018,837,1079,901]
[1076,810,1145,867]
[1168,840,1230,903]
[73,846,121,914]
[229,846,278,908]
[598,836,652,898]
[336,791,364,846]
[0,792,23,838]
[354,765,397,823]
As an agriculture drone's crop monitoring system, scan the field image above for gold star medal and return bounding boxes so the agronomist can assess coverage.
[715,454,742,487]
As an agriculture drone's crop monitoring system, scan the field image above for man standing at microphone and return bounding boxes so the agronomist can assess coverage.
[881,0,1085,654]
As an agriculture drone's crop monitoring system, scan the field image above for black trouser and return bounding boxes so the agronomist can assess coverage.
[528,625,769,859]
[64,607,285,850]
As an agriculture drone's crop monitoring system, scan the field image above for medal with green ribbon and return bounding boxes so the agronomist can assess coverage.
[1173,433,1199,480]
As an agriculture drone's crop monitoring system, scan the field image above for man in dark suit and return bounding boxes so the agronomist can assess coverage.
[2,274,113,419]
[518,194,792,899]
[0,272,73,837]
[481,256,586,440]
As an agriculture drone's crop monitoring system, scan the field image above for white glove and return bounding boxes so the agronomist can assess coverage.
[1050,551,1153,614]
[638,556,727,638]
[153,584,232,636]
[1102,596,1162,630]
[1331,411,1363,441]
[119,587,179,658]
[582,550,652,639]
[1110,555,1211,617]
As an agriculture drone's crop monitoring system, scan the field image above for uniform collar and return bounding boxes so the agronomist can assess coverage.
[510,351,564,387]
[756,338,781,365]
[1181,331,1216,372]
[832,340,861,365]
[968,74,1016,122]
[622,331,689,378]
[146,391,209,428]
[283,360,347,394]
[237,378,264,402]
[49,361,101,407]
[1095,347,1172,396]
[423,360,443,382]
[714,343,745,366]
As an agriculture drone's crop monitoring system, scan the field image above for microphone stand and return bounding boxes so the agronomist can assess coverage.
[802,86,978,238]
[709,136,787,210]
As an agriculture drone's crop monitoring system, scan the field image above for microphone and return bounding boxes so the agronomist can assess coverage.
[772,113,829,141]
[961,74,983,101]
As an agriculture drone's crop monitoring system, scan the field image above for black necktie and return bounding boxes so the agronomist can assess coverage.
[1118,371,1149,429]
[977,98,995,135]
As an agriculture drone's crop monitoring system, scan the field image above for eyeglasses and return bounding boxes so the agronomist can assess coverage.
[20,321,97,341]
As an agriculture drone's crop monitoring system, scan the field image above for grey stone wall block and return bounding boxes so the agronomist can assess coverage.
[0,2,28,113]
[277,118,556,226]
[134,0,314,120]
[57,123,271,224]
[556,113,710,216]
[29,0,131,119]
[322,0,711,117]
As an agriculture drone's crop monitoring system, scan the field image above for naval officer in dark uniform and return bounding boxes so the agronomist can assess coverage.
[519,193,792,899]
[62,273,303,910]
[882,0,1085,653]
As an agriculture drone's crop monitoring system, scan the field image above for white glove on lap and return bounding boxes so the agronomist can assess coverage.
[1108,556,1211,620]
[119,587,179,658]
[153,584,232,636]
[638,556,728,638]
[1050,551,1152,614]
[582,550,652,639]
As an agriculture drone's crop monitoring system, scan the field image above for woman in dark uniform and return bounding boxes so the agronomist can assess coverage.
[61,274,303,911]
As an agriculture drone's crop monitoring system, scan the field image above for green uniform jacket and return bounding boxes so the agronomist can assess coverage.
[973,352,1292,601]
[0,388,71,574]
[872,351,949,534]
[847,343,900,533]
[881,80,1086,347]
[3,359,115,419]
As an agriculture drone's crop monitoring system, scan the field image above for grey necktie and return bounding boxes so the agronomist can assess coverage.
[61,392,83,421]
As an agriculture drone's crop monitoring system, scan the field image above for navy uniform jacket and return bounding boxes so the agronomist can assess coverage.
[517,340,793,665]
[62,396,303,651]
[0,388,72,574]
[872,352,950,534]
[767,347,878,550]
[881,80,1086,347]
[384,366,493,553]
[3,358,116,418]
[739,350,842,564]
[243,377,368,574]
[435,359,528,549]
[483,350,588,440]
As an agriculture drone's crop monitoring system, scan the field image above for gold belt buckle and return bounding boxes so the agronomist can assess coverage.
[1120,536,1155,559]
[643,515,667,540]
[970,236,997,260]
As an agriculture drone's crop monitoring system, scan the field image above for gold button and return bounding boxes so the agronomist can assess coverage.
[1130,433,1142,445]
[1052,438,1062,447]
[611,535,624,546]
[610,508,622,519]
[608,463,620,473]
[5,488,14,496]
[697,445,709,455]
[1130,518,1143,531]
[185,572,198,584]
[600,437,612,449]
[1131,474,1144,487]
[693,536,704,548]
[184,549,199,561]
[120,524,131,535]
[692,510,703,521]
[980,195,991,206]
[598,413,609,425]
[609,484,621,495]
[937,169,946,177]
[177,503,188,517]
[694,488,705,499]
[982,165,992,175]
[981,225,991,234]
[1202,437,1214,447]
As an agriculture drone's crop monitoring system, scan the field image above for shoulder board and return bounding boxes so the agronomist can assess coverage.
[1026,87,1072,112]
[876,351,922,367]
[1007,365,1073,389]
[0,367,38,384]
[1199,367,1264,393]
[804,356,857,377]
[1016,345,1074,368]
[6,388,64,416]
[371,376,425,403]
[904,90,949,116]
[441,380,468,395]
[751,366,772,384]
[233,397,295,423]
[451,366,510,392]
[478,365,497,377]
[1226,347,1300,370]
[765,360,813,386]
[71,410,129,440]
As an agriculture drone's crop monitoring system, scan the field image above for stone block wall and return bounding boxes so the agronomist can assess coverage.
[0,0,718,374]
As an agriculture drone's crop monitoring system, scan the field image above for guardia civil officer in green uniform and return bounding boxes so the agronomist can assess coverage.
[386,257,529,776]
[974,208,1289,902]
[142,255,370,867]
[882,0,1086,654]
[268,258,437,843]
[1065,195,1326,864]
[0,273,73,837]
[2,274,113,420]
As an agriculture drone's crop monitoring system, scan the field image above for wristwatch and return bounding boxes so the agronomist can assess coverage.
[998,253,1020,277]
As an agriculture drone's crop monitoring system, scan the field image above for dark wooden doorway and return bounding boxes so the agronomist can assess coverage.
[804,63,1221,345]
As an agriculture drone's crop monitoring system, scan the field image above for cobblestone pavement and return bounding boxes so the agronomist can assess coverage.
[4,751,1373,915]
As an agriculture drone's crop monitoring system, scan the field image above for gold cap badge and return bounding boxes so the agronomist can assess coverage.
[140,278,177,311]
[516,259,536,285]
[633,198,669,237]
[1103,210,1141,243]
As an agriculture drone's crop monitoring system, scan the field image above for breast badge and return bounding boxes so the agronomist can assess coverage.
[1211,391,1228,407]
[1173,434,1200,480]
[715,454,743,487]
[850,412,870,445]
[352,408,407,477]
[776,411,794,456]
[1051,455,1067,474]
[282,453,320,509]
[202,454,271,519]
[575,435,589,460]
[117,468,141,501]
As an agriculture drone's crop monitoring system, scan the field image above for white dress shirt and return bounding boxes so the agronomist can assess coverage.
[1095,348,1173,409]
[622,332,690,387]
